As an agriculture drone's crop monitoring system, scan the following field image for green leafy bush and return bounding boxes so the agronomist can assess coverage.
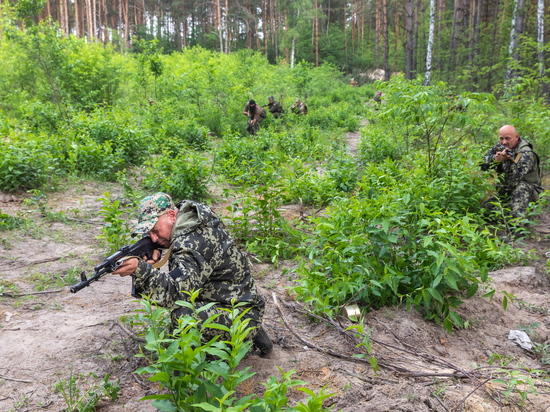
[142,151,210,201]
[132,292,335,411]
[294,155,524,333]
[0,139,57,191]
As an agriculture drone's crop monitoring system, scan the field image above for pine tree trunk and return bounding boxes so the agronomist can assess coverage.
[93,0,97,39]
[182,3,187,48]
[538,0,549,102]
[64,0,69,35]
[104,0,108,44]
[468,0,476,65]
[263,0,268,54]
[446,0,458,81]
[225,0,229,53]
[383,0,389,80]
[315,0,319,66]
[124,0,129,45]
[412,0,419,76]
[59,0,65,35]
[344,4,348,64]
[75,0,79,36]
[395,3,399,67]
[374,0,380,70]
[406,0,414,79]
[487,0,499,90]
[437,0,444,71]
[424,0,436,85]
[284,8,289,61]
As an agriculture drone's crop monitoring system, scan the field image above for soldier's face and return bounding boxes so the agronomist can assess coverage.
[269,99,274,104]
[499,130,519,149]
[149,210,177,247]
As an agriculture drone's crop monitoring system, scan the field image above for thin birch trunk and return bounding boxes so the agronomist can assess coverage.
[216,0,223,53]
[424,0,435,85]
[506,0,521,82]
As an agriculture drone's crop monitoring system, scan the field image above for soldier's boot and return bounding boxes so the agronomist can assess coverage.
[253,325,273,358]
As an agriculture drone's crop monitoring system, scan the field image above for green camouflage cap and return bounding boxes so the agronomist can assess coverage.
[131,193,176,236]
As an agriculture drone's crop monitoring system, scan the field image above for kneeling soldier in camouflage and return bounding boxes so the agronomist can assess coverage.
[113,192,273,357]
[480,125,543,231]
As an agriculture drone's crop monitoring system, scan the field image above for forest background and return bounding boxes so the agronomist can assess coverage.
[1,0,550,93]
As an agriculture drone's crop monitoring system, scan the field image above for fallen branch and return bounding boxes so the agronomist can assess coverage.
[0,374,32,383]
[432,394,451,412]
[117,322,146,343]
[451,377,492,412]
[0,288,65,298]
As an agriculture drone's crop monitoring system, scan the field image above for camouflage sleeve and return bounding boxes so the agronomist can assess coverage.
[506,151,538,187]
[131,243,212,310]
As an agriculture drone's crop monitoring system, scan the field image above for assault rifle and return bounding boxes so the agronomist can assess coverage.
[497,144,513,157]
[70,235,162,294]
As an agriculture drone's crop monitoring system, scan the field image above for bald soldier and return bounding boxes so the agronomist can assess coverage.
[481,125,543,222]
[112,193,273,357]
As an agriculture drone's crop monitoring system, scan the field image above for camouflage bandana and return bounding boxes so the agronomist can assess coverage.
[131,193,176,237]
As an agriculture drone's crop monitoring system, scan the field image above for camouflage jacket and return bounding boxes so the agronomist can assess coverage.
[132,201,265,312]
[291,102,308,115]
[481,138,543,193]
[267,101,284,118]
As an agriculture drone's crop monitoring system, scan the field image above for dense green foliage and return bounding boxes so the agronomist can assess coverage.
[1,12,549,337]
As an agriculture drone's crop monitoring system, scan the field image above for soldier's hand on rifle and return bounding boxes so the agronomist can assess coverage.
[113,258,139,277]
[495,149,511,162]
[112,250,161,277]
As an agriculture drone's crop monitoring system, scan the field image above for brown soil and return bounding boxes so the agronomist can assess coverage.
[1,131,550,412]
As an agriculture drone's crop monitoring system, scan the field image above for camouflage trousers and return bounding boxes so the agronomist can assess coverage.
[246,120,260,136]
[171,301,264,342]
[482,181,540,219]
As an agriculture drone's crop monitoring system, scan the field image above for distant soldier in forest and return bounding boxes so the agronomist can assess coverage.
[243,99,266,135]
[265,96,284,118]
[480,125,543,232]
[373,91,382,107]
[290,98,308,115]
